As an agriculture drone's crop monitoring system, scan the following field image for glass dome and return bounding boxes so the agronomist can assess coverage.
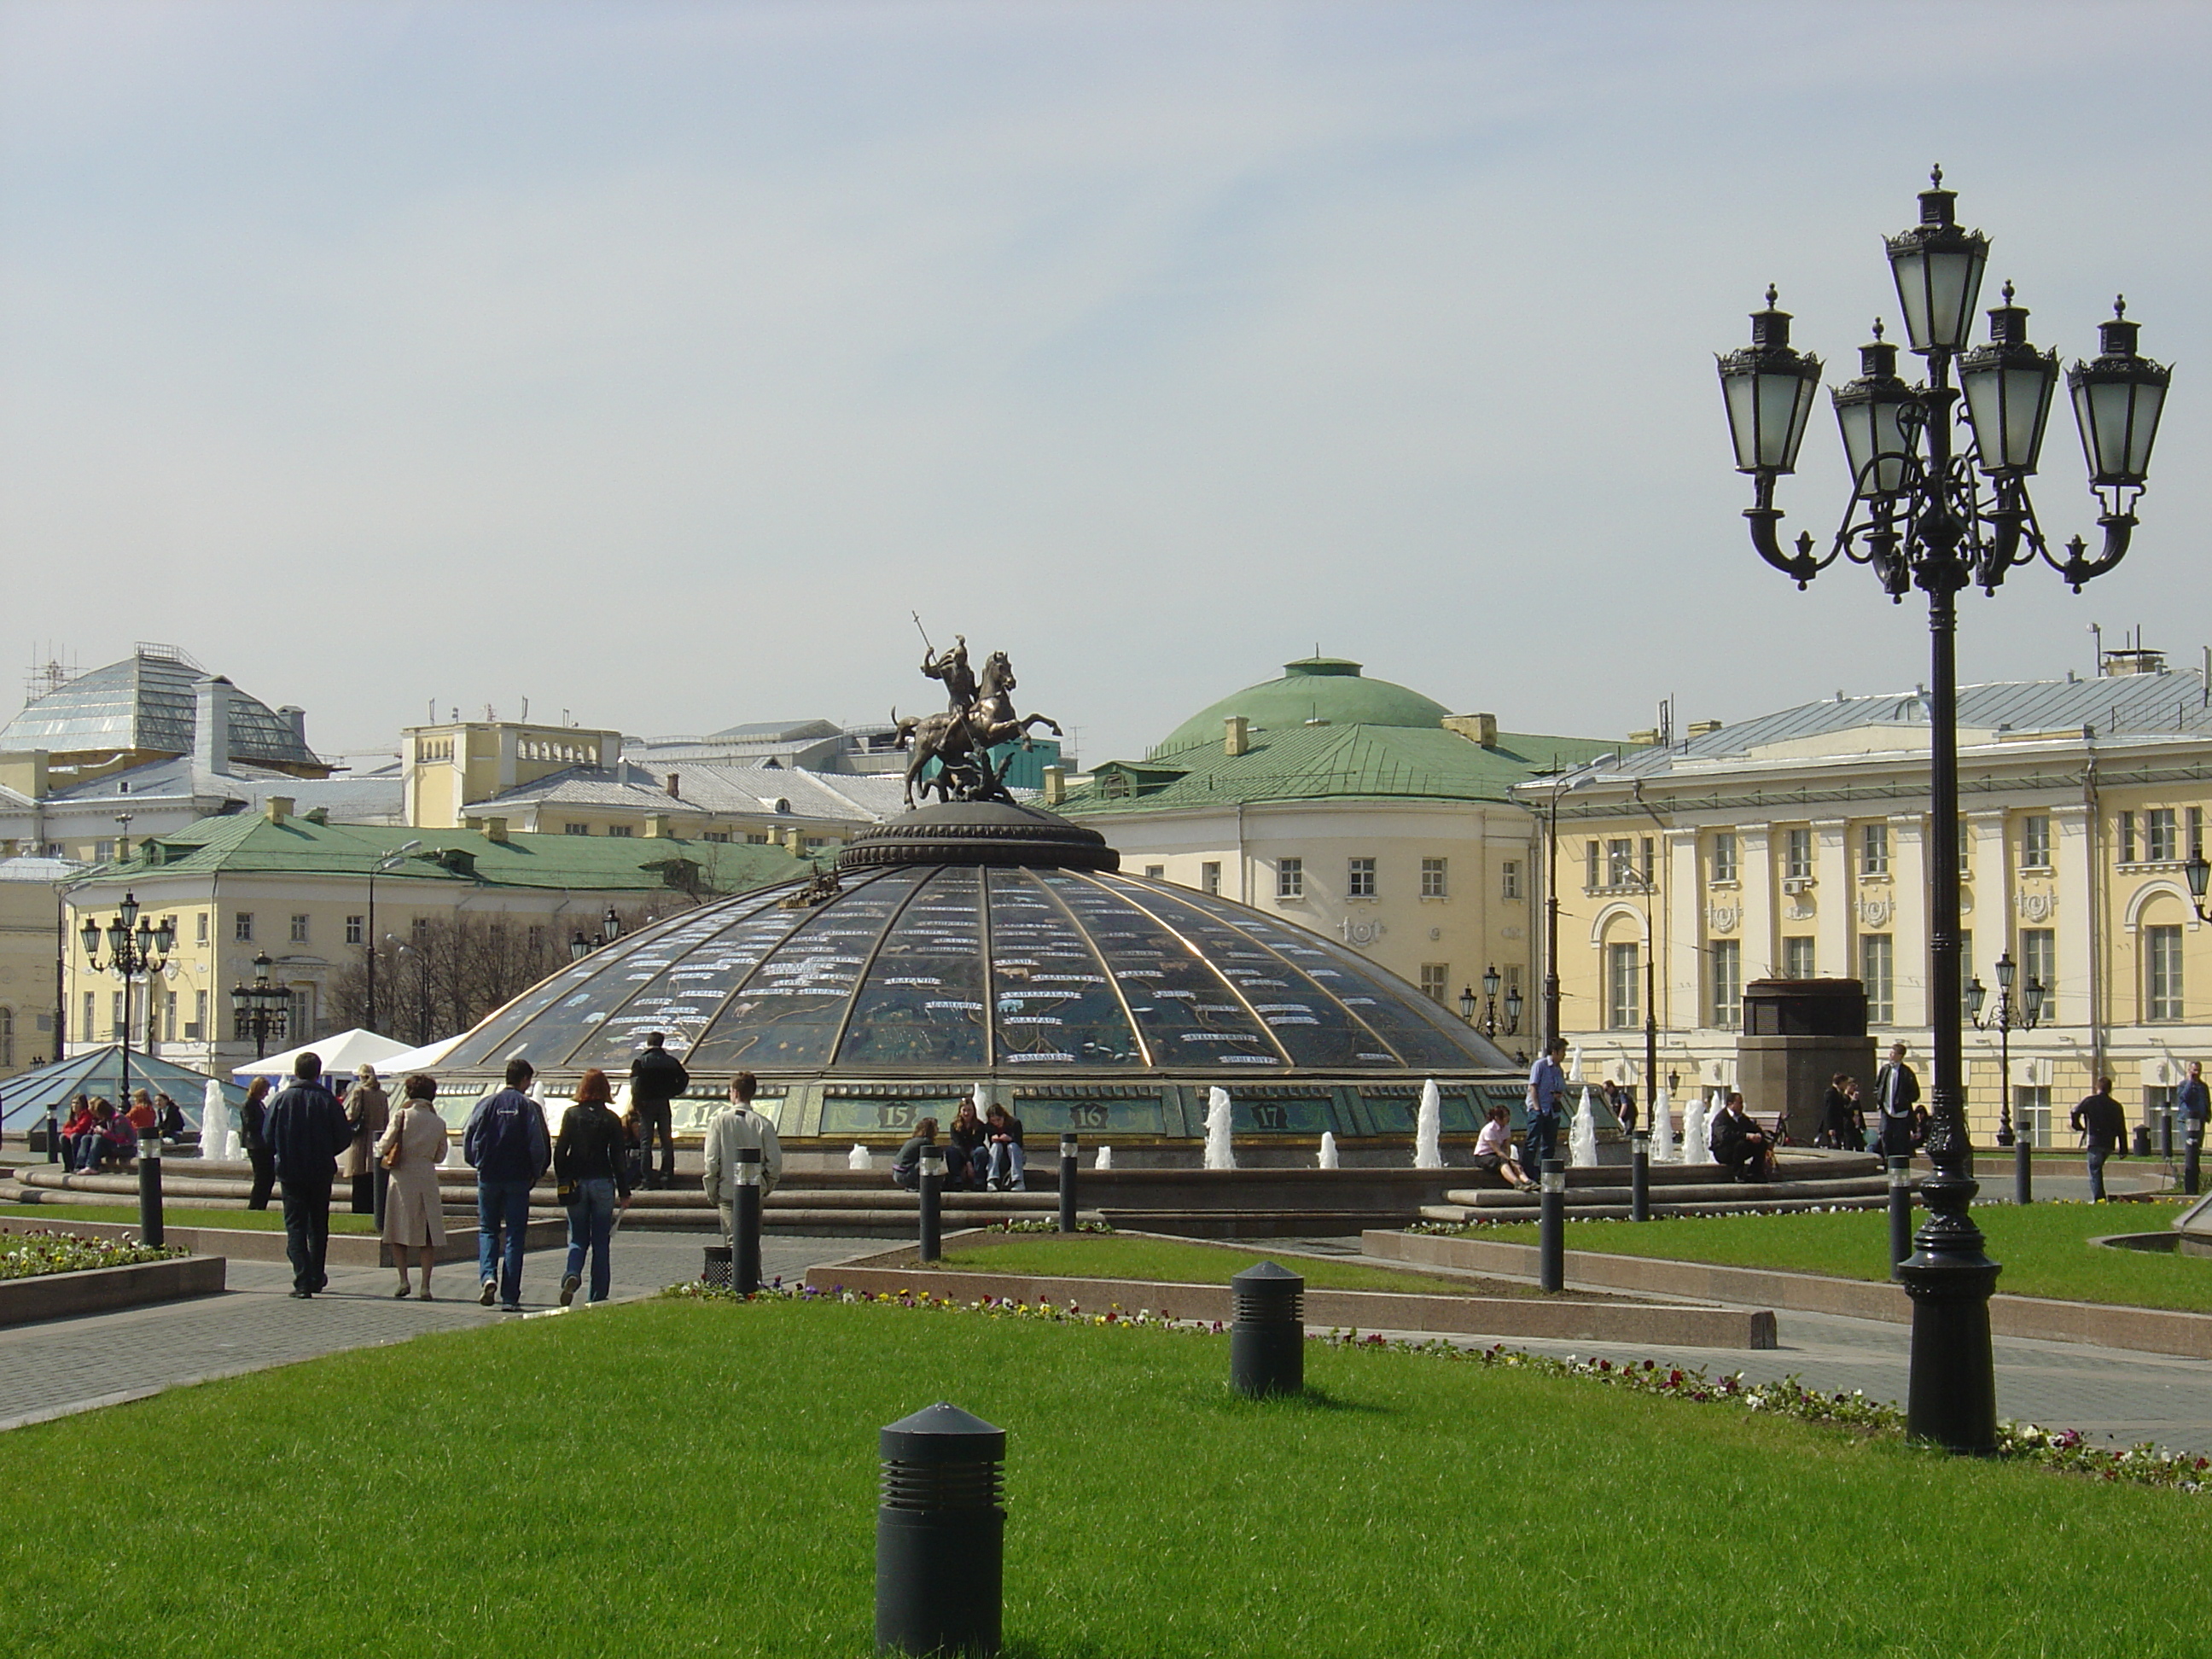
[443,861,1519,1080]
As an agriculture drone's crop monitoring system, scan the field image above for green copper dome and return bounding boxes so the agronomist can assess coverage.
[1152,658,1453,756]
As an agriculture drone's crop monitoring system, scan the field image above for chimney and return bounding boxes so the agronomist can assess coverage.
[483,816,509,842]
[1687,719,1724,738]
[265,795,294,824]
[1042,765,1066,806]
[194,677,233,773]
[1224,716,1249,757]
[0,751,49,800]
[1443,713,1498,748]
[645,814,672,838]
[665,772,681,799]
[278,705,308,752]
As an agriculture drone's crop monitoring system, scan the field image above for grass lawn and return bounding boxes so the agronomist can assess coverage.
[0,1204,382,1235]
[917,1233,1547,1297]
[3,1295,2209,1656]
[1476,1199,2212,1311]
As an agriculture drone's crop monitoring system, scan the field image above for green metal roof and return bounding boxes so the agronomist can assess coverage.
[1151,657,1456,756]
[68,813,805,894]
[1063,721,1622,815]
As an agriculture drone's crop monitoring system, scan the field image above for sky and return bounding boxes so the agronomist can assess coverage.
[5,1,2211,769]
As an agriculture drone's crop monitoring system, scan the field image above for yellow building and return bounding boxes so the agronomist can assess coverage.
[1524,659,2212,1139]
[0,857,78,1076]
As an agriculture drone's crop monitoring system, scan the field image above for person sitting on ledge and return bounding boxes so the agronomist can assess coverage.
[983,1103,1026,1191]
[1711,1091,1775,1183]
[60,1096,95,1167]
[155,1092,187,1143]
[944,1100,991,1191]
[891,1118,939,1190]
[1472,1102,1534,1190]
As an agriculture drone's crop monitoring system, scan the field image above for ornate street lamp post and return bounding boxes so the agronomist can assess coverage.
[1967,952,2043,1204]
[1719,169,2170,1452]
[229,952,289,1062]
[80,892,176,1117]
[1462,965,1522,1041]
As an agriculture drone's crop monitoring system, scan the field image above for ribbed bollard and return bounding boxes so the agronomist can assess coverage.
[918,1145,944,1262]
[1057,1133,1078,1233]
[1538,1158,1565,1292]
[1888,1155,1912,1278]
[876,1402,1004,1657]
[43,1109,60,1165]
[734,1145,763,1295]
[137,1133,164,1248]
[1630,1132,1650,1222]
[2187,1132,2202,1197]
[2014,1134,2033,1206]
[2161,1107,2175,1163]
[1229,1260,1304,1397]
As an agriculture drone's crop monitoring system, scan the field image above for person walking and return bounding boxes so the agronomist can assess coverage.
[463,1058,551,1311]
[701,1071,783,1251]
[1819,1074,1859,1150]
[376,1074,451,1299]
[2069,1076,2128,1202]
[554,1068,634,1307]
[239,1077,276,1208]
[1526,1038,1569,1167]
[263,1052,352,1299]
[627,1032,690,1190]
[2180,1061,2209,1160]
[340,1065,390,1215]
[1872,1042,1920,1159]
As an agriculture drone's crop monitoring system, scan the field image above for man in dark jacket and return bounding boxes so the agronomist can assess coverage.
[464,1058,551,1310]
[1872,1042,1920,1158]
[1711,1091,1775,1183]
[2069,1077,2128,1202]
[264,1052,352,1298]
[628,1032,690,1190]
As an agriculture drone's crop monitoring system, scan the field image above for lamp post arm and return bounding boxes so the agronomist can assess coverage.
[2046,514,2135,592]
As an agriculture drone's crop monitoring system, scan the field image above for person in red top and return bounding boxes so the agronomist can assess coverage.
[126,1089,159,1133]
[61,1097,96,1169]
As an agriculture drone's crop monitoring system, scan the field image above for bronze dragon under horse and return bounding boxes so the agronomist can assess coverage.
[891,643,1063,810]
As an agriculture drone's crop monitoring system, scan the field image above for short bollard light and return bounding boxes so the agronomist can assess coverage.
[137,1132,164,1248]
[2187,1130,2202,1198]
[2014,1131,2034,1208]
[2161,1105,2175,1163]
[876,1401,1005,1658]
[918,1144,944,1262]
[1057,1133,1079,1233]
[734,1145,763,1295]
[1888,1155,1913,1278]
[1630,1131,1651,1223]
[43,1106,61,1165]
[1229,1260,1305,1397]
[1538,1159,1566,1293]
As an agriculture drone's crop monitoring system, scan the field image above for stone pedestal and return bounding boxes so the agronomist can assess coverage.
[1737,979,1873,1144]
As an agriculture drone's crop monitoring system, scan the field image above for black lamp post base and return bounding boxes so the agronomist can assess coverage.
[1896,1169,2000,1452]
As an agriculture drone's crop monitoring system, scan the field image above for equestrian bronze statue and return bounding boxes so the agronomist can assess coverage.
[892,632,1064,808]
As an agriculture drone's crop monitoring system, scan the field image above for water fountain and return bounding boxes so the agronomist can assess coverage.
[1649,1086,1674,1162]
[1680,1091,1709,1166]
[1093,1145,1113,1170]
[1569,1086,1599,1167]
[200,1079,234,1162]
[847,1143,873,1171]
[1203,1087,1236,1171]
[1413,1079,1443,1168]
[1318,1131,1340,1169]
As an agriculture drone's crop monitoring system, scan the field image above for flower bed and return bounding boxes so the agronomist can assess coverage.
[0,1229,187,1281]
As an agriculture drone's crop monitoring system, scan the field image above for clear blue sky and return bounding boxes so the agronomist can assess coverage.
[4,2,2209,764]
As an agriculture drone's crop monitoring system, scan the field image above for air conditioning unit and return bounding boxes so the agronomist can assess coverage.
[1781,876,1816,894]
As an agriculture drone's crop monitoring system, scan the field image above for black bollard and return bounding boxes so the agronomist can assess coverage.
[876,1402,1004,1658]
[2133,1121,2151,1158]
[1057,1133,1078,1233]
[918,1146,943,1263]
[2014,1132,2033,1207]
[1538,1158,1565,1292]
[373,1163,390,1234]
[44,1109,61,1165]
[734,1145,763,1295]
[2187,1131,2202,1197]
[1630,1132,1650,1223]
[1888,1155,1912,1278]
[1229,1261,1304,1397]
[137,1133,164,1248]
[2162,1107,2175,1164]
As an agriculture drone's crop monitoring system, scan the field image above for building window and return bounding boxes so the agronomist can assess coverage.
[1958,818,1973,876]
[2021,928,2056,1008]
[1607,942,1640,1030]
[1784,828,1813,881]
[289,988,312,1037]
[2192,806,2206,862]
[411,917,429,944]
[1710,833,1738,883]
[1202,861,1221,895]
[2021,815,2052,870]
[1781,936,1815,980]
[1500,860,1521,899]
[94,839,114,863]
[1709,940,1741,1029]
[1860,824,1889,877]
[346,915,364,945]
[187,989,206,1042]
[566,823,591,836]
[2146,807,2178,863]
[2016,1086,2052,1147]
[2147,923,2184,1021]
[291,914,311,943]
[195,911,209,944]
[1348,857,1377,899]
[1418,963,1448,1004]
[2120,811,2137,864]
[747,833,770,844]
[1586,841,1599,892]
[1958,929,1974,1002]
[703,830,730,843]
[1860,934,1895,1024]
[1144,864,1166,880]
[82,991,95,1040]
[1277,859,1303,900]
[163,993,176,1043]
[234,913,253,942]
[111,991,125,1039]
[1606,839,1635,888]
[608,824,634,838]
[1420,858,1447,899]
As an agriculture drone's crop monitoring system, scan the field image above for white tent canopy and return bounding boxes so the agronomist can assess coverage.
[230,1027,414,1084]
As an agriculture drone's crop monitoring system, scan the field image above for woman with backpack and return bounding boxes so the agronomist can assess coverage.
[554,1068,633,1307]
[376,1074,451,1299]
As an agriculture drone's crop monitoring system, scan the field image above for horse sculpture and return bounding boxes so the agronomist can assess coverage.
[893,648,1063,810]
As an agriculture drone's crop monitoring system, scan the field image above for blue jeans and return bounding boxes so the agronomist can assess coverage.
[2087,1147,2110,1202]
[477,1178,534,1303]
[563,1178,617,1303]
[1526,1109,1559,1167]
[987,1142,1026,1190]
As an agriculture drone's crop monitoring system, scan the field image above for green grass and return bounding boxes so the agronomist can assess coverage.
[927,1233,1538,1296]
[0,1204,382,1235]
[1477,1200,2212,1311]
[3,1295,2209,1656]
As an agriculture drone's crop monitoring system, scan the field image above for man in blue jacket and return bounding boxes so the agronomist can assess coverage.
[264,1052,352,1298]
[464,1057,551,1311]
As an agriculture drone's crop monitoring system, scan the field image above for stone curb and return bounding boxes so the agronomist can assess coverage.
[0,1254,226,1329]
[1364,1230,2212,1359]
[0,1216,563,1269]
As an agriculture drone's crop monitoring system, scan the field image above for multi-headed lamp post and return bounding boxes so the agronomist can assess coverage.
[1460,966,1522,1041]
[1719,169,2170,1452]
[79,892,176,1120]
[1966,952,2043,1207]
[230,952,289,1062]
[569,905,626,963]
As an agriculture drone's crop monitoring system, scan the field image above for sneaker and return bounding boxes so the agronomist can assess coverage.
[479,1280,498,1307]
[560,1273,581,1308]
[500,1301,522,1313]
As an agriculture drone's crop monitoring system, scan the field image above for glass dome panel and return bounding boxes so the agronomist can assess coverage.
[984,868,1144,1068]
[833,867,989,1070]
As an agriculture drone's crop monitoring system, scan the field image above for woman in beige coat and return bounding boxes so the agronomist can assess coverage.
[375,1074,451,1299]
[341,1065,392,1214]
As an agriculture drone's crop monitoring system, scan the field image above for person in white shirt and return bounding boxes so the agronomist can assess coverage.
[1472,1103,1534,1191]
[701,1072,783,1243]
